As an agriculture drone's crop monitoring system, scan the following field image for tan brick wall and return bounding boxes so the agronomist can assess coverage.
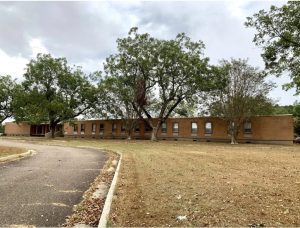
[5,122,31,136]
[5,115,294,144]
[246,115,294,141]
[64,120,124,138]
[62,115,294,144]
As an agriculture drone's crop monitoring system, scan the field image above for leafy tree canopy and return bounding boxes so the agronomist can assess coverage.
[13,53,98,138]
[245,2,300,93]
[272,104,294,115]
[97,73,141,139]
[209,59,274,144]
[104,27,222,140]
[0,75,18,124]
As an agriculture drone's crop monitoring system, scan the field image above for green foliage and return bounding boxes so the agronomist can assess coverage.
[171,100,197,117]
[0,124,4,134]
[272,104,294,115]
[0,75,18,124]
[272,102,300,135]
[98,73,141,139]
[294,118,300,136]
[245,2,300,93]
[104,27,220,140]
[209,59,274,143]
[13,53,97,137]
[290,103,300,135]
[293,102,300,116]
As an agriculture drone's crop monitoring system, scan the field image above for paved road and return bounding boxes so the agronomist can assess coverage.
[0,139,108,227]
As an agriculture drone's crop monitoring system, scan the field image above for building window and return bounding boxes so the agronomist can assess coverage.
[73,124,78,134]
[145,124,152,132]
[100,124,104,134]
[173,122,179,133]
[191,122,198,134]
[161,122,167,133]
[80,124,85,134]
[135,124,140,132]
[244,121,252,134]
[112,123,117,132]
[92,123,96,133]
[121,124,126,132]
[205,122,212,134]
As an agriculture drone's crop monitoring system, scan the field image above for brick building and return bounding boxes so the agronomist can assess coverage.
[4,115,294,144]
[4,122,62,137]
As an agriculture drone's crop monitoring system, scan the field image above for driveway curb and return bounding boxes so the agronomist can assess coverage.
[0,149,36,163]
[98,151,122,228]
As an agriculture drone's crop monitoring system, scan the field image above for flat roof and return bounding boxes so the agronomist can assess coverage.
[73,114,293,122]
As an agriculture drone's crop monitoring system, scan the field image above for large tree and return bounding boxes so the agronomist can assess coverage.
[209,59,274,144]
[98,74,141,140]
[0,75,18,124]
[13,54,97,138]
[104,28,218,141]
[245,2,300,92]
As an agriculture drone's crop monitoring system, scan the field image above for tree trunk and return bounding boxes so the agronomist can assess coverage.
[127,129,132,140]
[151,127,159,141]
[50,122,56,139]
[230,134,238,144]
[230,134,235,144]
[230,127,238,144]
[229,121,238,144]
[233,130,238,144]
[0,115,9,125]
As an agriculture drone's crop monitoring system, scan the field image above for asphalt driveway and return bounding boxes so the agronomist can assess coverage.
[0,139,108,227]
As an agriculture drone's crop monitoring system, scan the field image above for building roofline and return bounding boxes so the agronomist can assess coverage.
[3,114,293,125]
[71,114,293,122]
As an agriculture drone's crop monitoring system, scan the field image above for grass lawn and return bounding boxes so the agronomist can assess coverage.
[6,137,300,226]
[0,145,26,158]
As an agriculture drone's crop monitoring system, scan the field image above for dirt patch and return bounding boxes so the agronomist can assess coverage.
[64,150,120,227]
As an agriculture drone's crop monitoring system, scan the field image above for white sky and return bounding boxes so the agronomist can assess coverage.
[0,0,297,105]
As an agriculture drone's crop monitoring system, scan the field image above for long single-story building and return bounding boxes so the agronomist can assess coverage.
[4,115,294,144]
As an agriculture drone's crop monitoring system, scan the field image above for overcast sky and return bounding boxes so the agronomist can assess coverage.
[0,0,297,105]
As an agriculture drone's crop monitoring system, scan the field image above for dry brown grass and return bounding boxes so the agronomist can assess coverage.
[0,145,26,158]
[6,137,300,226]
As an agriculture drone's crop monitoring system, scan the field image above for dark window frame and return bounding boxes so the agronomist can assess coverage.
[145,123,152,132]
[92,123,96,133]
[244,121,252,134]
[191,122,198,134]
[99,123,104,133]
[135,124,140,132]
[172,122,179,133]
[112,123,117,132]
[80,124,85,133]
[73,124,78,132]
[161,122,167,133]
[204,122,213,134]
[121,124,126,132]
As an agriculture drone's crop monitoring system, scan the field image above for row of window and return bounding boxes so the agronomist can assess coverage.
[165,122,252,134]
[166,122,212,134]
[72,121,252,134]
[74,123,105,133]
